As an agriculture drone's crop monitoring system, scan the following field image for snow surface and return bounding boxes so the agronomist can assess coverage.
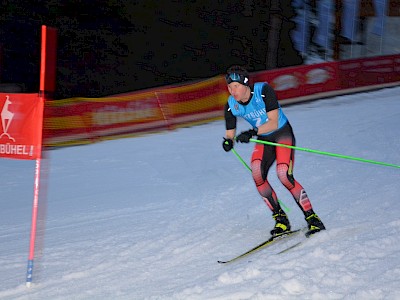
[1,87,400,300]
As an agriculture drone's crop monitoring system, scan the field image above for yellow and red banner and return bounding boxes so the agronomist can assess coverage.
[0,93,44,160]
[43,76,228,146]
[155,76,228,128]
[43,91,168,146]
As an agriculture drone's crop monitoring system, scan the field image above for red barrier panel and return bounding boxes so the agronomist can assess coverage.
[338,54,400,89]
[251,62,340,102]
[0,93,43,159]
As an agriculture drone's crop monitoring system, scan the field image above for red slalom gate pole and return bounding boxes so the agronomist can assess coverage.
[25,24,56,287]
[26,158,42,287]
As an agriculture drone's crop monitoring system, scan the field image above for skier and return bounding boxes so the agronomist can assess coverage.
[222,65,325,236]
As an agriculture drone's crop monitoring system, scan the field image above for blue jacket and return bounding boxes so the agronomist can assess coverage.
[227,82,288,136]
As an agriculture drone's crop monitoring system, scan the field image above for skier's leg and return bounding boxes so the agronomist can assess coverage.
[251,143,279,211]
[275,135,313,212]
[251,143,290,235]
[275,126,325,233]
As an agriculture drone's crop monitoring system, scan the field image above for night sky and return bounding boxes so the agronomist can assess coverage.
[0,0,302,99]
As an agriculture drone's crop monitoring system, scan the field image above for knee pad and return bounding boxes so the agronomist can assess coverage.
[277,163,295,190]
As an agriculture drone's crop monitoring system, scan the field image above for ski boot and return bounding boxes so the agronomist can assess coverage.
[270,210,291,237]
[305,211,326,237]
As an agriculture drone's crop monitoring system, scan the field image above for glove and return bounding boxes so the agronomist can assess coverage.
[236,129,257,143]
[222,138,234,152]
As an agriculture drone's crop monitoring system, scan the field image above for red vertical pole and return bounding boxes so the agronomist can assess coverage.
[26,158,41,287]
[26,25,57,287]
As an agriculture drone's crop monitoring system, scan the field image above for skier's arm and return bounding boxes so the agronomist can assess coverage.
[224,102,236,140]
[225,129,236,140]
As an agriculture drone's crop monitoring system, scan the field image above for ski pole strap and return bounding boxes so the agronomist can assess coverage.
[231,148,291,213]
[249,139,400,169]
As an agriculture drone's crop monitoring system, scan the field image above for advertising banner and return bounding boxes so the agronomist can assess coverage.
[251,62,340,102]
[338,54,400,89]
[44,91,168,146]
[0,93,43,160]
[156,76,228,128]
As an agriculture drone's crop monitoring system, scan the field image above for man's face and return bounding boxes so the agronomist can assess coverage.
[227,82,248,102]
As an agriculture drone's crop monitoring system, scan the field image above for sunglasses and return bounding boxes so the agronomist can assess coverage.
[225,73,248,85]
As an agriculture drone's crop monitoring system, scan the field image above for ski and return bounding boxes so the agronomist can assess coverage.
[277,229,324,254]
[276,241,303,254]
[218,229,301,264]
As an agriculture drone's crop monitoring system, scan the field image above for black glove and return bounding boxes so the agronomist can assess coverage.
[222,138,234,152]
[236,129,257,143]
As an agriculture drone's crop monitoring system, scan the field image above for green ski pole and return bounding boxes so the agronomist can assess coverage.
[249,139,400,169]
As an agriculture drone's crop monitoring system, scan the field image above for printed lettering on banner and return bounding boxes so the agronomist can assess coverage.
[0,94,44,160]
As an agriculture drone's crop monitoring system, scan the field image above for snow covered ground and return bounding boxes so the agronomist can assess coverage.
[1,86,399,299]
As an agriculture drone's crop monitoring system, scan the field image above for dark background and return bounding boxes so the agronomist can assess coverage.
[0,0,303,99]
